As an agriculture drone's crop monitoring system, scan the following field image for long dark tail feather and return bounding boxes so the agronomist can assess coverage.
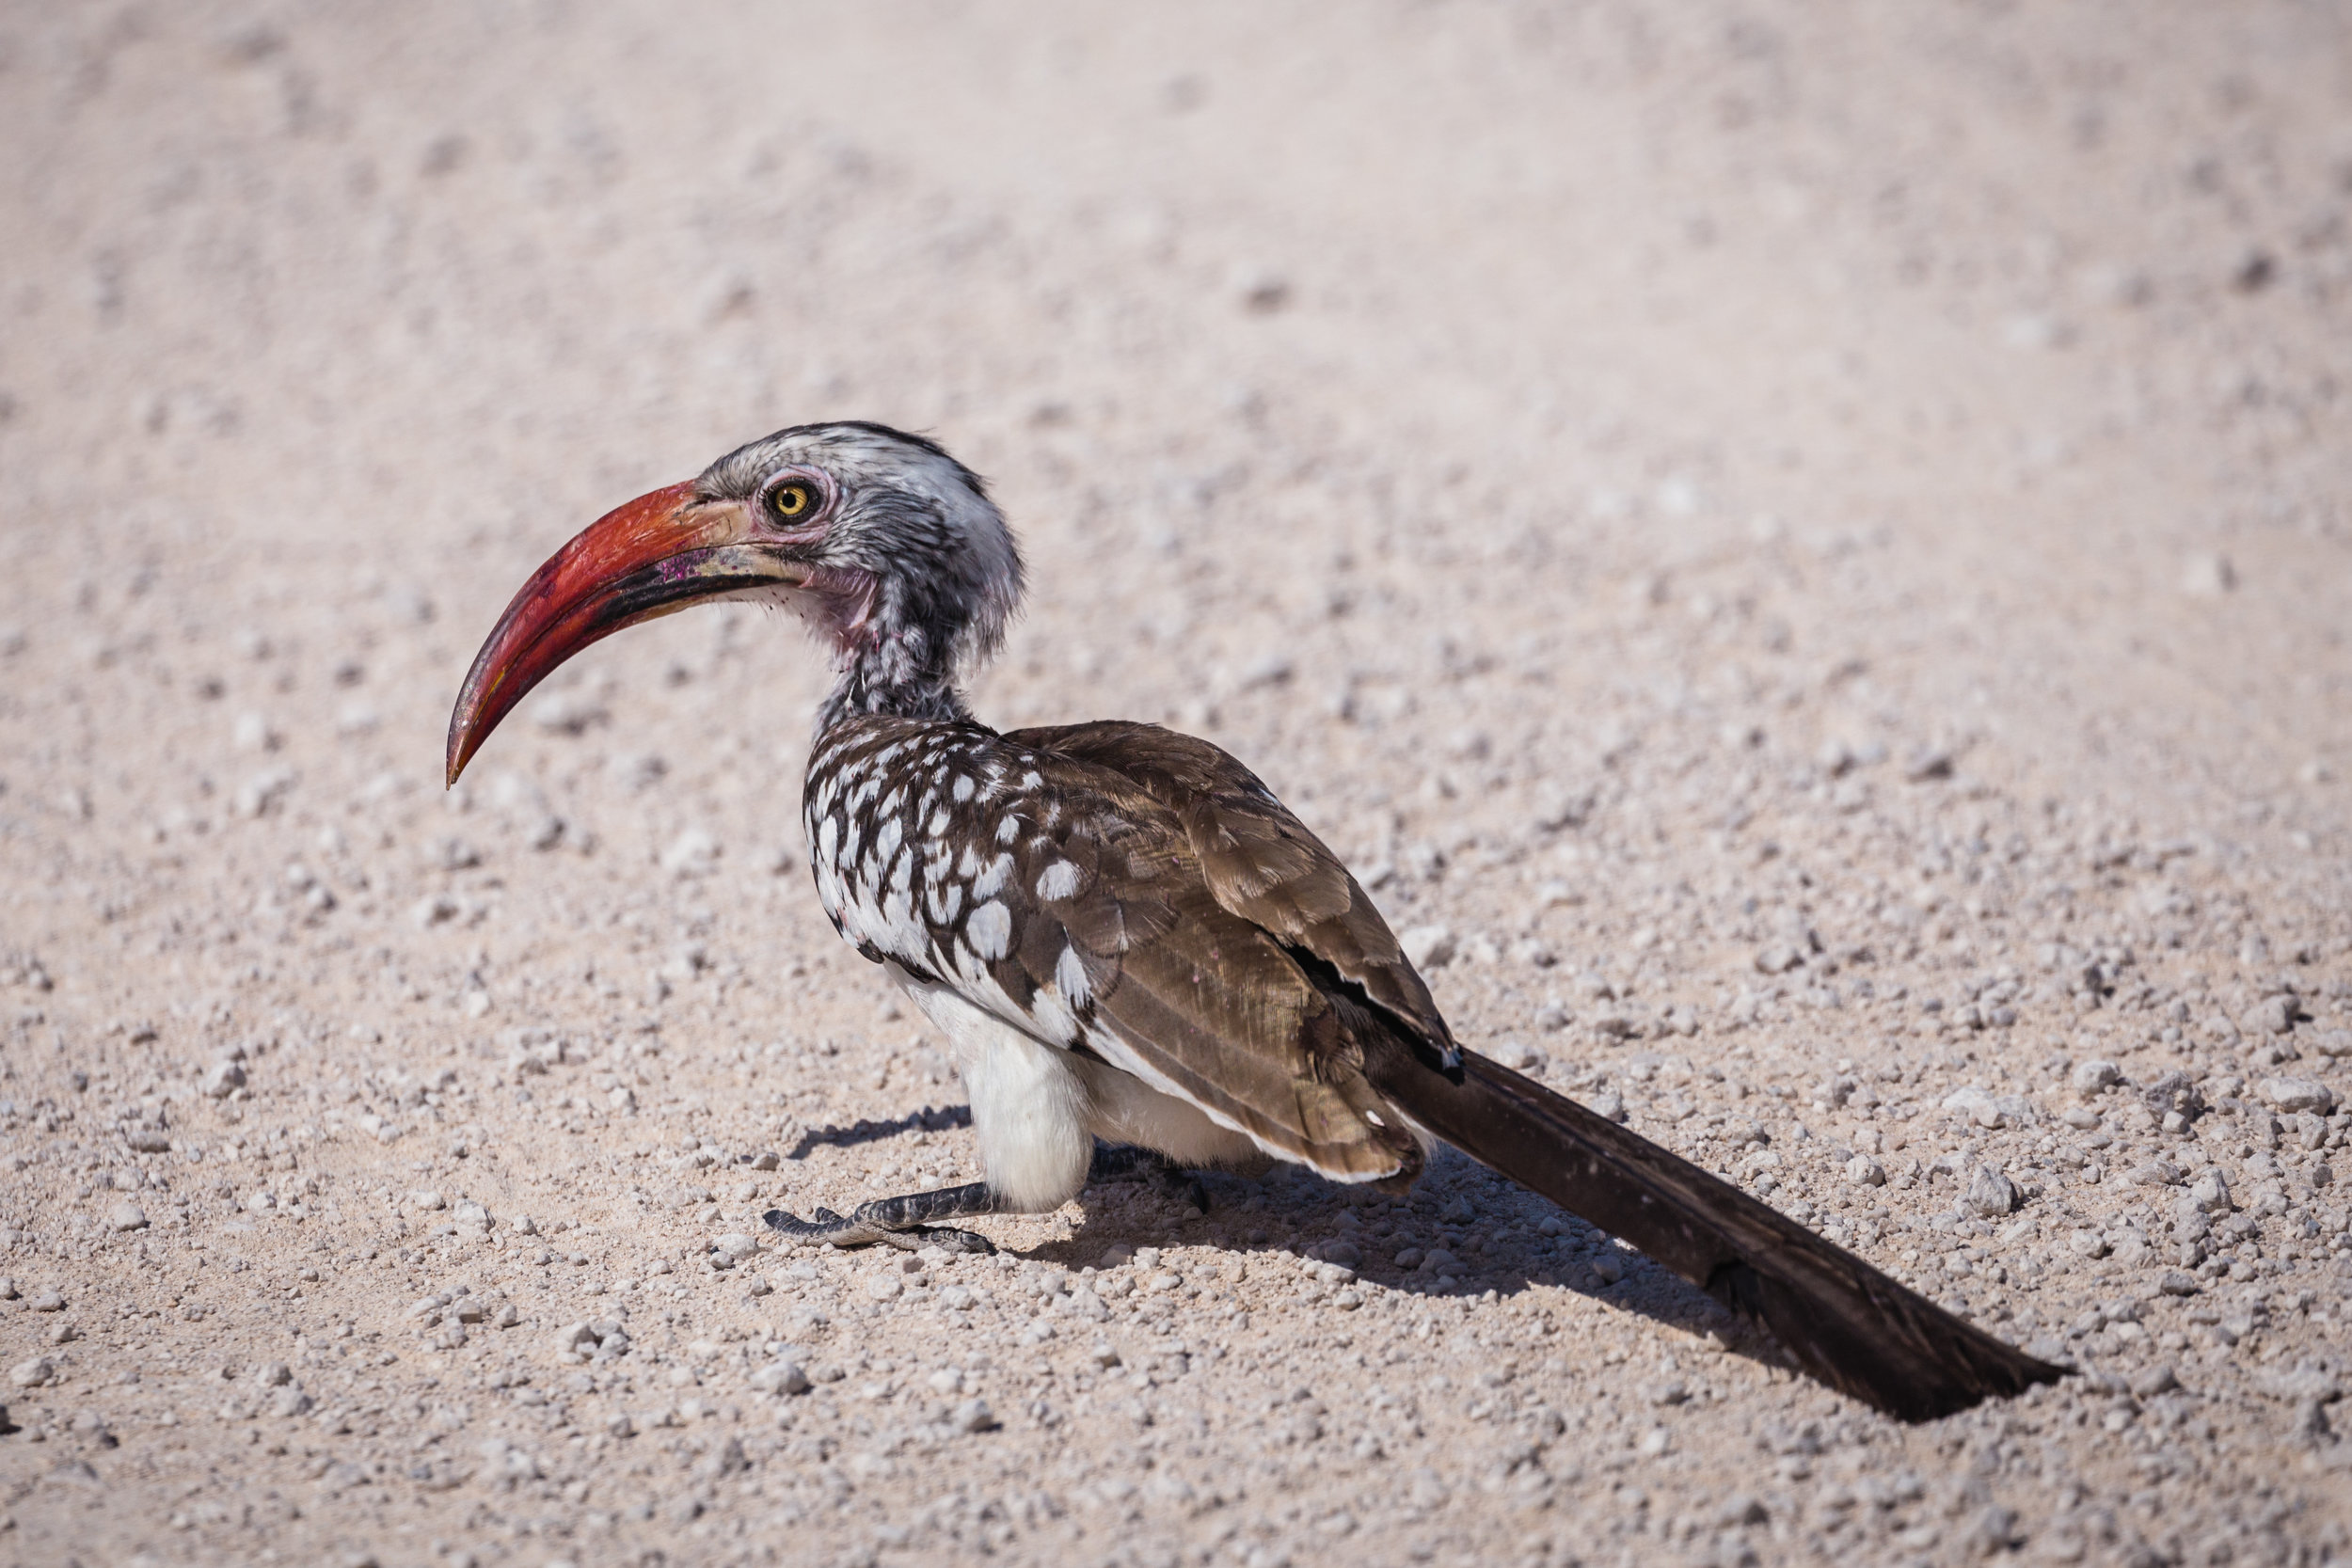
[1361,1039,2067,1422]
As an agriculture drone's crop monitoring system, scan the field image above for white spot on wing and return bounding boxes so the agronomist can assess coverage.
[1028,984,1080,1045]
[1055,943,1090,1006]
[973,852,1012,900]
[966,900,1012,960]
[1035,861,1080,901]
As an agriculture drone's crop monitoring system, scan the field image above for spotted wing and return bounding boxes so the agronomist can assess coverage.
[1009,720,1457,1064]
[803,717,1418,1180]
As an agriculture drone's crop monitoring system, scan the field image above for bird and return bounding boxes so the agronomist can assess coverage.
[445,420,2064,1423]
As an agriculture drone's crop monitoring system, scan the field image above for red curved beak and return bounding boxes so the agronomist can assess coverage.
[445,481,802,785]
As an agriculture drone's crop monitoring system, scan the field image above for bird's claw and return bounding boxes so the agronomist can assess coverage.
[763,1207,888,1248]
[762,1206,997,1256]
[906,1226,996,1255]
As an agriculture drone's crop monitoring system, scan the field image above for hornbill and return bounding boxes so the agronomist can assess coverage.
[446,420,2062,1422]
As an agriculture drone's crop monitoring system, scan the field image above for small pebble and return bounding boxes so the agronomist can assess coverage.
[2258,1077,2336,1115]
[749,1361,811,1395]
[107,1200,149,1232]
[2071,1060,2122,1097]
[10,1356,56,1388]
[27,1288,66,1312]
[1398,925,1456,971]
[1964,1166,2020,1218]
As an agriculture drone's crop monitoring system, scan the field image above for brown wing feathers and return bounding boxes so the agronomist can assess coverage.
[1011,718,2063,1422]
[929,726,1418,1181]
[1011,721,1457,1063]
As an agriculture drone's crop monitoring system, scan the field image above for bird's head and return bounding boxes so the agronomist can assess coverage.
[446,421,1022,784]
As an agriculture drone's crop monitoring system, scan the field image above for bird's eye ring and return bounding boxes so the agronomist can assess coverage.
[766,482,815,521]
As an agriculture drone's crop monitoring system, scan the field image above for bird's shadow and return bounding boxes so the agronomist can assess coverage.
[1072,1152,1773,1362]
[796,1123,1789,1380]
[778,1103,971,1162]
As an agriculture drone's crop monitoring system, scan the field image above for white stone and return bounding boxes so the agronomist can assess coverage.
[2071,1060,2122,1096]
[1942,1085,2037,1128]
[1963,1166,2019,1217]
[107,1199,149,1231]
[2182,552,2236,596]
[1398,925,1456,971]
[749,1360,811,1395]
[660,828,722,878]
[2187,1170,2233,1214]
[2258,1077,2336,1115]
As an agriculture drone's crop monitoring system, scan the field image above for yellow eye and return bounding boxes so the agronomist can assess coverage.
[768,483,811,520]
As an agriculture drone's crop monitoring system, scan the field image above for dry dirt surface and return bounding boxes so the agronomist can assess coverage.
[4,4,2351,1566]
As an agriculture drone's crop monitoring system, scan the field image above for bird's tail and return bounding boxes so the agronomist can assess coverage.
[1361,1040,2065,1422]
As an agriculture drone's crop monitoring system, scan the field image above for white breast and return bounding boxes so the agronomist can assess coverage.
[892,967,1093,1212]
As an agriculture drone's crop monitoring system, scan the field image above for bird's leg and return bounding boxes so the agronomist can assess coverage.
[1088,1142,1211,1214]
[765,1147,1212,1255]
[763,1182,1002,1255]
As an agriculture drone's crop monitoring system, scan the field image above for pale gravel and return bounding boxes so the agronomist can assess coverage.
[4,5,2352,1567]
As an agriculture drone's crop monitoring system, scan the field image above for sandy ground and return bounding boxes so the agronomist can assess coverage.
[4,4,2351,1565]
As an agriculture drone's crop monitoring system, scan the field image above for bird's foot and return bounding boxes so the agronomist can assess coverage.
[763,1181,1001,1255]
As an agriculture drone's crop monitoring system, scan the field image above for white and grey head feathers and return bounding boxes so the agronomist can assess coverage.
[698,420,1025,727]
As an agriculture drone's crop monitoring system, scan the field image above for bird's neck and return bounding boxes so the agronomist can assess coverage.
[816,627,971,734]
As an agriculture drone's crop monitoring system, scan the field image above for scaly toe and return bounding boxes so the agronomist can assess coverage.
[914,1226,996,1256]
[762,1208,888,1248]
